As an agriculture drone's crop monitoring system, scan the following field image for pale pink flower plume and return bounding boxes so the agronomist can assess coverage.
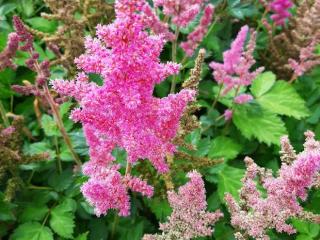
[288,38,320,77]
[52,0,194,216]
[210,25,264,97]
[143,171,223,239]
[224,109,233,121]
[225,131,320,239]
[154,0,205,27]
[234,93,253,104]
[180,4,214,56]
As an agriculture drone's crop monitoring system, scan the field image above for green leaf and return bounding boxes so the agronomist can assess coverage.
[48,169,73,192]
[256,81,310,119]
[147,198,172,221]
[20,0,34,17]
[74,232,89,240]
[49,202,75,239]
[25,18,58,33]
[59,101,73,118]
[217,165,245,202]
[296,235,313,240]
[0,3,16,16]
[11,222,53,240]
[41,114,60,137]
[208,136,242,160]
[251,71,276,97]
[23,142,55,160]
[0,196,16,221]
[292,219,320,238]
[19,204,48,223]
[233,105,287,146]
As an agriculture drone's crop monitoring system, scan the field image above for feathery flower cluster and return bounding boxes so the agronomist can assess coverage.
[52,0,195,216]
[210,25,263,120]
[8,16,51,97]
[225,131,320,239]
[288,38,320,77]
[0,33,19,71]
[141,4,175,40]
[180,4,214,56]
[143,171,223,240]
[210,26,263,96]
[269,0,293,26]
[154,0,205,27]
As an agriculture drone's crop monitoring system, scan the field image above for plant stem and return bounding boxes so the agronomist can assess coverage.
[43,85,82,168]
[170,27,180,93]
[54,136,62,174]
[29,49,82,168]
[288,73,297,84]
[213,84,223,108]
[111,214,119,239]
[0,101,10,127]
[125,161,131,176]
[28,185,53,190]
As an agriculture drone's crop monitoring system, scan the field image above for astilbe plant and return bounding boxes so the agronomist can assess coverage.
[26,0,114,72]
[0,114,48,202]
[3,16,82,168]
[263,0,320,80]
[143,171,223,240]
[225,131,320,240]
[52,0,196,216]
[210,25,264,120]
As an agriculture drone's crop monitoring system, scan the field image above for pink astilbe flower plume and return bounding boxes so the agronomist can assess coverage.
[180,4,215,56]
[143,171,223,239]
[52,0,194,216]
[154,0,206,27]
[210,26,264,119]
[225,131,320,239]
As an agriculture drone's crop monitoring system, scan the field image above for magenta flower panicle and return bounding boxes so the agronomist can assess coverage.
[52,0,195,216]
[0,33,19,71]
[225,131,320,239]
[269,0,293,26]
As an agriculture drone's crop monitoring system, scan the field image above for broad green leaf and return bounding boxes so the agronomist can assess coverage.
[120,221,144,240]
[296,235,313,240]
[25,18,58,33]
[292,219,320,238]
[49,203,75,239]
[208,136,242,160]
[217,165,245,202]
[11,222,53,240]
[59,101,73,118]
[0,196,16,221]
[48,169,73,192]
[233,105,287,146]
[41,114,60,137]
[20,0,34,17]
[147,198,172,221]
[257,81,309,119]
[251,71,276,97]
[19,204,48,222]
[74,232,89,240]
[0,3,16,16]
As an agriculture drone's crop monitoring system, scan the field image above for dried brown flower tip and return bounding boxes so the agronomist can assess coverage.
[26,0,114,72]
[264,0,320,79]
